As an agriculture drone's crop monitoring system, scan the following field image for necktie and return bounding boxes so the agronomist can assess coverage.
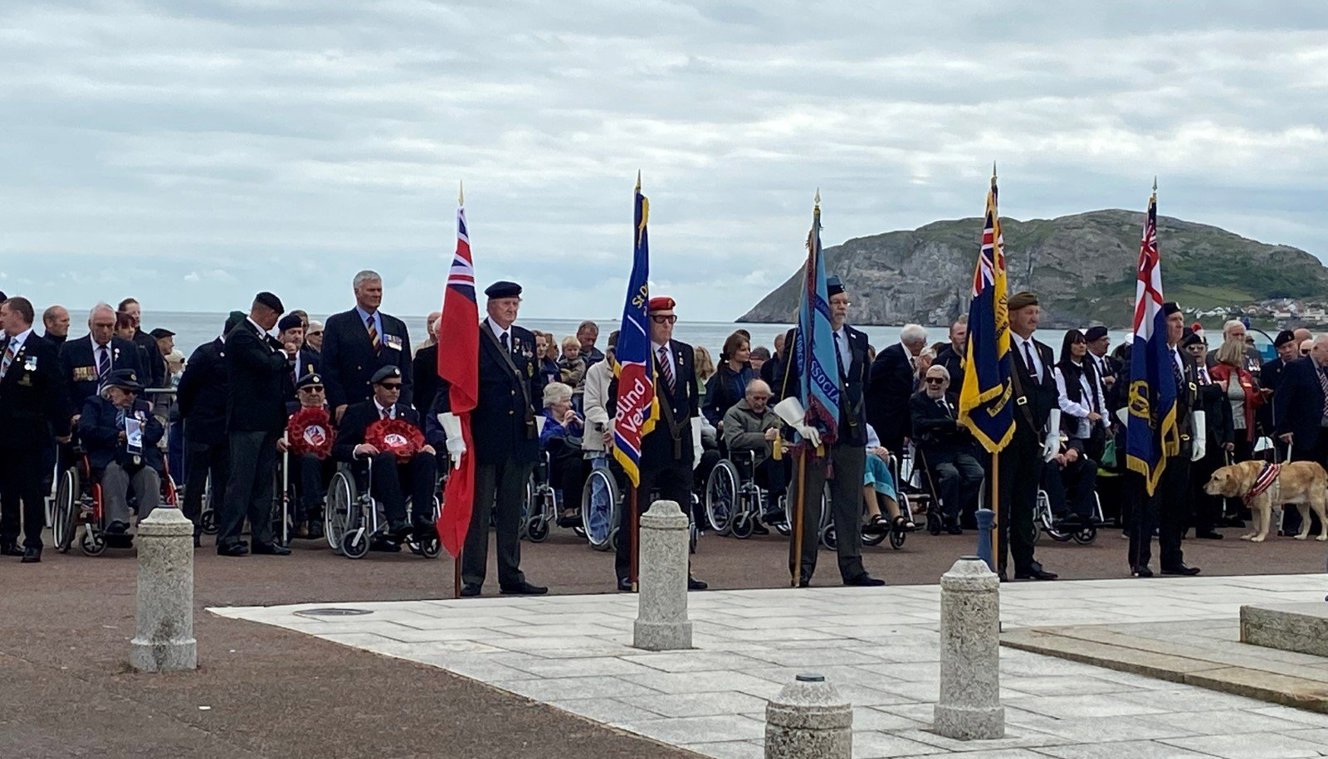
[366,315,381,354]
[1172,352,1185,391]
[116,408,126,428]
[381,406,391,421]
[657,346,675,392]
[501,332,510,353]
[1317,368,1328,426]
[0,341,15,380]
[98,345,112,378]
[1022,341,1038,382]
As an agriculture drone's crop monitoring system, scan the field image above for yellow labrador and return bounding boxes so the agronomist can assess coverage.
[1204,460,1328,542]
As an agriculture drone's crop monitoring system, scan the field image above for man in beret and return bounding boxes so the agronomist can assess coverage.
[1260,329,1305,534]
[78,368,164,541]
[322,270,412,422]
[1182,329,1232,540]
[779,277,884,588]
[1000,291,1060,581]
[435,280,547,596]
[217,292,298,557]
[612,295,708,591]
[177,311,245,546]
[275,312,319,402]
[278,372,333,539]
[1129,302,1203,577]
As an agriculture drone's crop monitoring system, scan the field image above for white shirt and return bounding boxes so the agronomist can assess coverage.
[1054,362,1108,439]
[1011,333,1044,381]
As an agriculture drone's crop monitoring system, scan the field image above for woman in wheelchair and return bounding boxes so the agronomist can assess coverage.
[862,426,912,535]
[77,369,164,540]
[540,382,586,528]
[332,365,438,541]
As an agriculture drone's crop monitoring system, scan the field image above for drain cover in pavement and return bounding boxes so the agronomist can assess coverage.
[294,608,374,618]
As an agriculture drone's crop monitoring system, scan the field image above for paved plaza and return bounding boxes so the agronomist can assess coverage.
[213,572,1328,758]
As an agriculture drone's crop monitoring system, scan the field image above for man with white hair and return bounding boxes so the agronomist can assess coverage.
[59,303,147,417]
[321,270,413,420]
[1208,318,1262,375]
[867,323,928,453]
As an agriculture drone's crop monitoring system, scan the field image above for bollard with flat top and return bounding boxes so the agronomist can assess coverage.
[934,555,1003,740]
[632,499,692,651]
[764,673,852,758]
[130,507,197,673]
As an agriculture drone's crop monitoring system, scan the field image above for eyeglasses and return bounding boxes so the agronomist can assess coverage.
[1302,350,1312,356]
[650,315,677,325]
[924,377,946,385]
[379,382,402,390]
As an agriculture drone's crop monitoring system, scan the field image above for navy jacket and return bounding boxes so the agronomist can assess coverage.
[642,340,701,466]
[321,308,413,410]
[224,321,291,433]
[867,342,916,450]
[434,320,545,466]
[78,395,164,472]
[334,399,424,463]
[177,338,229,446]
[0,332,69,448]
[779,325,871,448]
[59,334,146,416]
[703,363,756,426]
[1273,356,1325,451]
[131,328,167,388]
[909,390,975,464]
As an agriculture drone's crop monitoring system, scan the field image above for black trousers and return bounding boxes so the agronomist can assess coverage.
[183,439,228,533]
[367,451,437,523]
[1129,454,1189,570]
[754,455,788,509]
[934,452,984,522]
[0,443,46,549]
[292,453,333,521]
[996,433,1042,575]
[790,444,867,584]
[616,455,693,582]
[1043,456,1098,520]
[220,431,278,548]
[463,458,532,588]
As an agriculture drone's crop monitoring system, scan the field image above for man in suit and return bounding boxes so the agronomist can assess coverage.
[273,313,317,402]
[867,323,928,453]
[1129,302,1204,578]
[177,311,244,545]
[935,317,968,393]
[334,366,438,541]
[118,297,167,388]
[41,305,70,348]
[612,295,709,591]
[909,364,982,534]
[1274,333,1328,467]
[1084,325,1119,400]
[0,296,70,562]
[60,303,146,418]
[322,270,413,419]
[435,280,547,597]
[217,292,297,557]
[1001,291,1060,581]
[780,277,885,588]
[1184,330,1233,540]
[78,369,164,539]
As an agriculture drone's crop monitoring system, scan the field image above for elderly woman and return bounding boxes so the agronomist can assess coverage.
[704,331,757,428]
[540,381,587,526]
[1210,337,1263,464]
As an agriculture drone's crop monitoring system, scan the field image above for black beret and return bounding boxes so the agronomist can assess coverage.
[1162,302,1181,316]
[104,368,141,392]
[1275,329,1297,347]
[1008,291,1038,311]
[224,310,247,334]
[254,291,284,314]
[1084,326,1109,342]
[149,327,175,339]
[371,365,402,384]
[1180,331,1204,349]
[484,281,522,299]
[296,372,324,390]
[826,275,845,296]
[277,313,303,332]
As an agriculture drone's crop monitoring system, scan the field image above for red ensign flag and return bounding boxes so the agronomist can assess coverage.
[436,201,479,558]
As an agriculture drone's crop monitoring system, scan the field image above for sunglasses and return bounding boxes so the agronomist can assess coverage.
[379,382,403,390]
[299,386,324,393]
[1303,350,1312,356]
[308,331,322,336]
[650,315,677,325]
[925,377,946,385]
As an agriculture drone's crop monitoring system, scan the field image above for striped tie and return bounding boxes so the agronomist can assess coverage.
[366,315,381,354]
[98,345,112,378]
[0,341,14,380]
[657,346,675,393]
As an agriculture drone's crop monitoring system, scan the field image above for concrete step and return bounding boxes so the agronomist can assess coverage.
[1242,602,1328,657]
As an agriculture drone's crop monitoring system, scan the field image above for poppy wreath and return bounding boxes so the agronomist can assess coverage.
[287,407,336,459]
[366,417,425,462]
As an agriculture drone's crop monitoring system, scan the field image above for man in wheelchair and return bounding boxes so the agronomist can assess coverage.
[278,372,334,539]
[910,364,983,534]
[1042,435,1098,529]
[77,369,164,540]
[721,378,787,532]
[333,365,438,541]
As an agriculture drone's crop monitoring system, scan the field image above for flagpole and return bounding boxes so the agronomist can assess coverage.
[453,178,464,600]
[791,450,806,587]
[629,486,639,591]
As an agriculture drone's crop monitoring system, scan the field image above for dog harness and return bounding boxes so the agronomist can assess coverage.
[1243,461,1281,504]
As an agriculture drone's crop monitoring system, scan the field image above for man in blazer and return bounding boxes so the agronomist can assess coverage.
[334,366,438,541]
[217,292,297,557]
[59,303,146,419]
[0,296,70,561]
[177,311,244,544]
[613,295,708,592]
[78,369,164,536]
[867,324,928,453]
[1274,333,1328,465]
[321,270,413,419]
[1002,291,1060,581]
[435,280,547,597]
[910,364,983,533]
[780,277,885,588]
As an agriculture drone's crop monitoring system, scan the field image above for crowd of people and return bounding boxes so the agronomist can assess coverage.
[0,274,1317,588]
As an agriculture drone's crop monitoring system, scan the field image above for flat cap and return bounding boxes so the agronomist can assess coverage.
[648,295,675,312]
[1008,291,1038,311]
[277,313,303,332]
[104,368,141,392]
[254,291,285,314]
[1275,329,1297,347]
[826,275,845,296]
[296,372,324,390]
[149,327,175,339]
[1084,325,1109,342]
[371,365,402,384]
[484,281,522,299]
[1162,301,1181,316]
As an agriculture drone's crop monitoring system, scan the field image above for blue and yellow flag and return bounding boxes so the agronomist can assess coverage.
[1126,187,1178,496]
[793,194,840,447]
[958,172,1015,453]
[612,175,659,487]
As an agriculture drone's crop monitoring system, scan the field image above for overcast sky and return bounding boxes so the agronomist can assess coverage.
[2,1,1325,322]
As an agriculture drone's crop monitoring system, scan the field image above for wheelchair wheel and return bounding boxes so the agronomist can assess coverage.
[731,512,755,539]
[527,515,550,543]
[820,522,837,551]
[200,475,219,534]
[609,526,619,552]
[325,471,354,555]
[53,467,79,553]
[581,468,618,551]
[704,460,739,535]
[341,527,370,559]
[1073,525,1098,545]
[80,529,106,557]
[889,528,906,550]
[863,527,887,547]
[690,521,698,554]
[519,476,535,540]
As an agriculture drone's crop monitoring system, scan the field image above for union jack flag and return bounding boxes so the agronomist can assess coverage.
[436,199,479,558]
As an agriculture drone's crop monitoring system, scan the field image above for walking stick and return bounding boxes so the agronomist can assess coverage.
[791,447,807,587]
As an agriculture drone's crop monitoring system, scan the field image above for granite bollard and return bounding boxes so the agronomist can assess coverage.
[130,507,197,672]
[633,499,692,651]
[934,555,1003,739]
[764,673,852,758]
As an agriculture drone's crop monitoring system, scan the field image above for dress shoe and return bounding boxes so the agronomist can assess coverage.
[946,523,964,535]
[460,583,482,598]
[997,572,1008,583]
[1131,565,1154,578]
[0,543,24,557]
[750,520,769,536]
[797,578,810,588]
[251,542,291,556]
[1015,563,1058,581]
[1161,564,1201,576]
[106,520,130,535]
[193,534,202,548]
[1194,530,1223,540]
[688,576,708,591]
[844,573,885,587]
[295,523,310,539]
[500,581,548,596]
[387,519,412,538]
[617,577,634,592]
[21,546,41,563]
[217,542,248,557]
[308,521,324,540]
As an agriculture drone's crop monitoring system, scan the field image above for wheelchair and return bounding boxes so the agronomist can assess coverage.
[580,453,619,551]
[703,449,791,539]
[1030,486,1102,545]
[323,456,441,560]
[520,451,557,543]
[51,451,178,556]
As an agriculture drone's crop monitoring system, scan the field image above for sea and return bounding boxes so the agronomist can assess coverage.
[147,310,1136,359]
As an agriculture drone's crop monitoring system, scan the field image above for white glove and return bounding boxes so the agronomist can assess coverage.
[438,412,466,470]
[1042,409,1061,462]
[1191,411,1206,462]
[691,417,703,470]
[772,396,823,448]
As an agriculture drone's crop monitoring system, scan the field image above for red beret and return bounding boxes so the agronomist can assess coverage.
[648,296,675,312]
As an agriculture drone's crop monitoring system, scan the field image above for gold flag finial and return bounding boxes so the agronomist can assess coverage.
[458,180,464,206]
[635,170,641,192]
